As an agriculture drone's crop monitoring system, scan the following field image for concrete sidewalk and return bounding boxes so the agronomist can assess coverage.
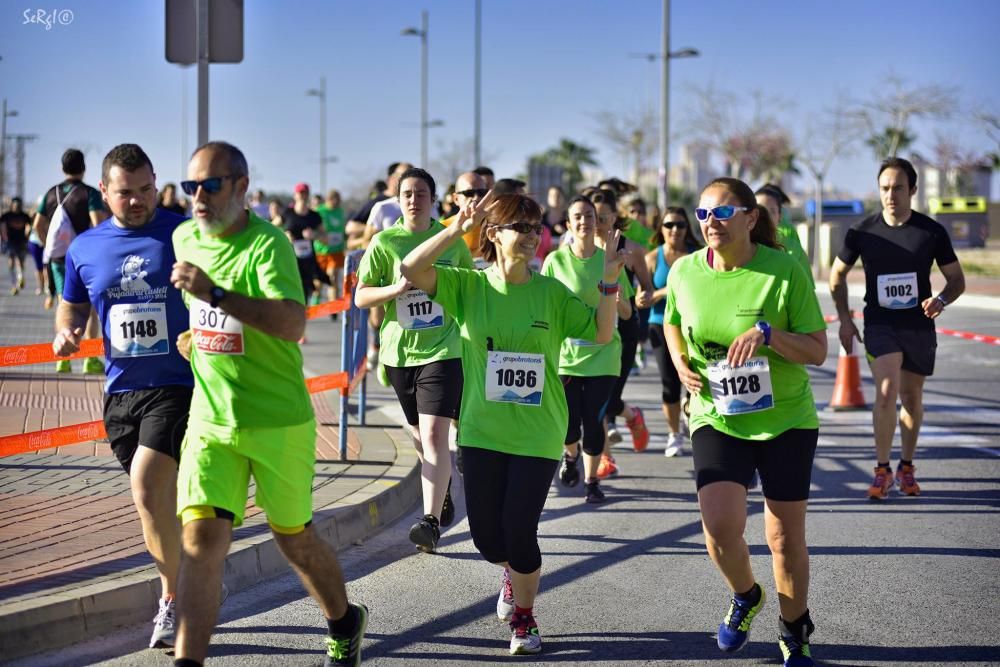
[0,272,418,661]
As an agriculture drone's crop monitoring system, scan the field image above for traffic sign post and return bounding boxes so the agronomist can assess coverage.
[166,0,244,146]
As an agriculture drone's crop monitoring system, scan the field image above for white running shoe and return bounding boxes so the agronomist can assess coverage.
[509,613,542,655]
[663,432,685,458]
[606,426,623,444]
[149,597,176,648]
[496,568,514,621]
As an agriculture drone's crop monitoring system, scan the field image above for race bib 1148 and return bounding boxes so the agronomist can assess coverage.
[109,302,168,358]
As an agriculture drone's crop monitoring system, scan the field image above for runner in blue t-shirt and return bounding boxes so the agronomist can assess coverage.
[52,144,193,650]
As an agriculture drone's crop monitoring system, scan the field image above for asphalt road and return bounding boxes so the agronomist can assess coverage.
[15,294,1000,667]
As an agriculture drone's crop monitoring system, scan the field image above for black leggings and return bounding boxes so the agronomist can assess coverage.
[607,311,640,421]
[460,446,559,574]
[561,374,617,456]
[649,324,682,404]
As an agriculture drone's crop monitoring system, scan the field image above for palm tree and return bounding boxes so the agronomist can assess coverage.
[529,138,599,194]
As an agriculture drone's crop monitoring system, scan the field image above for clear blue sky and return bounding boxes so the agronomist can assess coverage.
[2,0,998,205]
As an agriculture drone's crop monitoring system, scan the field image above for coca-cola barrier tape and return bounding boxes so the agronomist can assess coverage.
[823,313,1000,346]
[0,295,354,368]
[0,370,351,457]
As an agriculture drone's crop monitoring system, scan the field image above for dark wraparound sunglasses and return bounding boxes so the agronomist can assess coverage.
[662,222,688,230]
[497,222,543,235]
[180,175,239,196]
[456,188,488,198]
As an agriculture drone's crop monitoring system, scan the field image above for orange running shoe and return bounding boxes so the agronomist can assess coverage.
[596,454,619,479]
[866,465,893,501]
[895,464,921,496]
[626,406,649,452]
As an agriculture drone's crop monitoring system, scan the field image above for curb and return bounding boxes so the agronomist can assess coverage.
[0,427,420,662]
[826,282,1000,311]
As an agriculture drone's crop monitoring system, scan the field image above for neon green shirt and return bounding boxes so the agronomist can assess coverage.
[314,205,346,254]
[664,245,825,440]
[777,220,814,287]
[541,245,623,377]
[432,265,597,460]
[357,219,474,367]
[622,218,656,250]
[172,212,313,428]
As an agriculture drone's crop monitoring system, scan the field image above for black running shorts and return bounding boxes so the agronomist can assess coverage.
[384,358,463,426]
[692,426,818,502]
[863,324,937,376]
[103,386,193,474]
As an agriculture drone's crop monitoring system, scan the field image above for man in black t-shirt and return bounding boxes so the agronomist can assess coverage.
[830,157,965,501]
[282,182,326,305]
[1,197,31,294]
[34,148,108,373]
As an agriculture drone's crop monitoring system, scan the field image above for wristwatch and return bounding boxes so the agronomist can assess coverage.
[755,320,772,346]
[935,295,947,308]
[209,285,227,308]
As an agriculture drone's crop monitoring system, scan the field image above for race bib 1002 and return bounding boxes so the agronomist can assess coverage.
[485,351,544,406]
[396,289,443,330]
[190,298,244,355]
[876,272,917,309]
[706,356,774,416]
[109,302,168,358]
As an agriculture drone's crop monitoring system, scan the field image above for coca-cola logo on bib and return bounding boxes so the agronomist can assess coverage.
[192,328,244,355]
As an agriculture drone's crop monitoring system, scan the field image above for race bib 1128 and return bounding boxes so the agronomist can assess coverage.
[706,357,774,416]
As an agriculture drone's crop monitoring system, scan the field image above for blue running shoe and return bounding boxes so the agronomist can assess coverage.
[778,615,815,666]
[717,584,765,652]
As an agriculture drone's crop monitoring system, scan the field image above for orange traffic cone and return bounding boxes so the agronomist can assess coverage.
[830,338,866,410]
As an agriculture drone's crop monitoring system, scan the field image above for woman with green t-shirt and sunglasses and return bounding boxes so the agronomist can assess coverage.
[664,177,826,667]
[401,191,622,657]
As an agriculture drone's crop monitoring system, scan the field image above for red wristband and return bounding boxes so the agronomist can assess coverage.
[599,281,619,296]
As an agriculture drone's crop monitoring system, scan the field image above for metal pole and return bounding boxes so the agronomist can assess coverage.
[420,10,429,168]
[181,69,188,176]
[338,284,351,459]
[319,76,327,194]
[196,0,209,146]
[474,0,482,166]
[659,0,670,209]
[0,98,7,203]
[814,175,824,280]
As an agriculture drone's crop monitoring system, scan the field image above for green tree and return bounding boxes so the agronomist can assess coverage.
[529,138,599,194]
[865,126,916,162]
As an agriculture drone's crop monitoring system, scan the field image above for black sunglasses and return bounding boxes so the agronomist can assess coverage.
[662,222,688,230]
[497,222,543,235]
[456,188,488,198]
[180,175,238,196]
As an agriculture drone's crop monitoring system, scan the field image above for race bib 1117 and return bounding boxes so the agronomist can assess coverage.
[396,289,444,330]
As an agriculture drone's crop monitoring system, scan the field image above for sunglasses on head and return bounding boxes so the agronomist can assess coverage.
[180,175,237,196]
[497,221,543,235]
[457,188,488,198]
[694,205,749,222]
[662,221,688,230]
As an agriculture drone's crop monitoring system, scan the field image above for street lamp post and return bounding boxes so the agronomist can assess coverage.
[0,99,19,204]
[306,76,328,193]
[474,0,482,166]
[402,11,429,167]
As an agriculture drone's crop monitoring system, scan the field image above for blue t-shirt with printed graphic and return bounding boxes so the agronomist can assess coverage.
[63,209,193,394]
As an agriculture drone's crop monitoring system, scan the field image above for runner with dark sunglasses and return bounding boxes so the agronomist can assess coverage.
[401,191,623,656]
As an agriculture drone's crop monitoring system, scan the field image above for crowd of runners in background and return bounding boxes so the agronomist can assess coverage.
[0,142,963,667]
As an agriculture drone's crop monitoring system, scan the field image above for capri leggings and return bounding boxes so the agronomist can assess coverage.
[460,445,559,574]
[607,308,640,420]
[561,374,617,456]
[648,323,682,404]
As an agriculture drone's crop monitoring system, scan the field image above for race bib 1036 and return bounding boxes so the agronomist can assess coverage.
[485,351,544,406]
